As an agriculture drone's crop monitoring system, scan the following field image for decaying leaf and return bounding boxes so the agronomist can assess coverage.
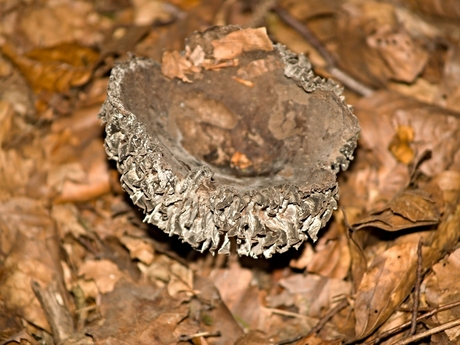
[354,242,419,339]
[337,1,429,86]
[86,280,190,345]
[353,170,460,340]
[0,198,66,333]
[1,42,99,93]
[78,260,126,294]
[425,247,460,341]
[211,27,273,60]
[352,179,443,231]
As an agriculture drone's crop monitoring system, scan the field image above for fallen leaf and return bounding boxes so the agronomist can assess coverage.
[353,182,442,231]
[425,247,460,341]
[0,198,64,333]
[354,242,419,340]
[1,42,99,93]
[78,260,126,294]
[211,27,273,60]
[161,50,193,82]
[337,2,428,86]
[120,236,155,265]
[86,280,188,345]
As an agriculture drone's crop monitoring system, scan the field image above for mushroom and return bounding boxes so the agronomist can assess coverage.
[99,26,360,258]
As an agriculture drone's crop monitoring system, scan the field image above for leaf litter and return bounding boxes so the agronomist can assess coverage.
[1,0,460,344]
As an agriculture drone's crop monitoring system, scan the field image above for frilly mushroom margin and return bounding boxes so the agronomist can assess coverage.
[99,32,360,259]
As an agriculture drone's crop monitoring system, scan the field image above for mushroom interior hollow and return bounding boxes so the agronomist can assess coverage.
[118,52,356,192]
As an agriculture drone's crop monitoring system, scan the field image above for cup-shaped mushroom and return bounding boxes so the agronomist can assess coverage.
[99,26,360,258]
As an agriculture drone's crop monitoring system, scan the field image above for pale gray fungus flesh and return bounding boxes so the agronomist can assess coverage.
[99,28,360,258]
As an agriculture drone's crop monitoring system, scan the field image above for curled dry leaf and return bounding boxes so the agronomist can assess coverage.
[17,0,106,47]
[435,47,460,113]
[352,178,443,231]
[0,198,65,333]
[78,259,126,294]
[86,281,189,345]
[280,274,352,318]
[353,170,460,340]
[425,247,460,341]
[337,2,428,86]
[354,242,419,340]
[1,42,99,93]
[349,91,460,209]
[400,0,460,20]
[120,236,155,265]
[211,27,273,60]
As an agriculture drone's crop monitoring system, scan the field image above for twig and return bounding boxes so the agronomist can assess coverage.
[410,238,423,335]
[31,280,75,344]
[390,318,460,345]
[272,300,348,345]
[265,307,311,319]
[178,331,221,341]
[274,6,374,97]
[363,300,460,345]
[310,299,349,334]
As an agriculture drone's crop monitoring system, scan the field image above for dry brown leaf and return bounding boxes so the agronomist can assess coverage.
[17,1,106,47]
[53,139,111,203]
[0,198,65,333]
[280,274,352,318]
[120,236,155,265]
[194,275,245,345]
[78,260,126,294]
[1,42,99,93]
[349,91,460,210]
[304,216,351,279]
[161,50,193,82]
[354,242,419,339]
[132,0,177,26]
[337,2,428,86]
[86,280,188,345]
[435,47,460,113]
[210,261,253,311]
[402,0,460,19]
[211,27,273,60]
[52,204,88,239]
[167,262,193,298]
[353,181,443,231]
[236,56,281,79]
[425,247,460,341]
[366,24,428,83]
[0,101,13,145]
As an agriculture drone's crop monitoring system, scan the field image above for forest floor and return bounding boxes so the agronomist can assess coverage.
[1,0,460,344]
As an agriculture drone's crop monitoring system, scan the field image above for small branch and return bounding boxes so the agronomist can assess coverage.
[178,331,221,341]
[410,238,423,335]
[310,299,349,335]
[31,280,75,344]
[274,6,374,97]
[391,318,460,345]
[363,300,460,345]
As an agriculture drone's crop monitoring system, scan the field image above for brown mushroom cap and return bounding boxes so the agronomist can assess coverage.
[99,26,360,258]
